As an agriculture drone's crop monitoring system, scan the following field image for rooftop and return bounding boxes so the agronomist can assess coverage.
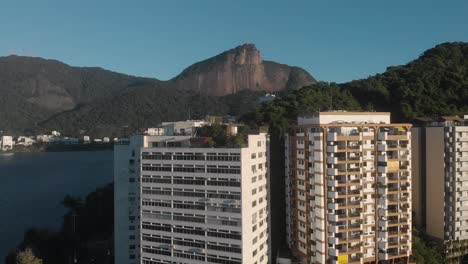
[298,111,391,125]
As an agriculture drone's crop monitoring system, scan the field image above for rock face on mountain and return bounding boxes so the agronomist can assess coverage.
[170,44,316,96]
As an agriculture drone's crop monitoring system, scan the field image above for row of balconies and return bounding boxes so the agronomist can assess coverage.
[328,222,362,233]
[328,189,361,199]
[329,232,361,245]
[378,248,410,260]
[328,245,362,257]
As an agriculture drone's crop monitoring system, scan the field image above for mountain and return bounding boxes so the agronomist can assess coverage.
[170,44,316,96]
[0,55,162,133]
[341,41,468,120]
[38,88,265,137]
[243,42,468,134]
[0,55,161,112]
[0,44,315,135]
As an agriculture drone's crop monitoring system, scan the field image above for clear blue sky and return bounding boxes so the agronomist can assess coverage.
[1,0,467,83]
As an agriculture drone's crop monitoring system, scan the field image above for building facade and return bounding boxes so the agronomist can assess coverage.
[115,129,270,264]
[1,136,13,151]
[412,116,468,263]
[285,112,412,264]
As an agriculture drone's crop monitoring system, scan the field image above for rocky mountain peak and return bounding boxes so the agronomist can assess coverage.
[228,43,262,65]
[171,43,315,96]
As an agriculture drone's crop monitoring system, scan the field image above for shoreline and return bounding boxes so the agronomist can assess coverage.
[1,143,114,153]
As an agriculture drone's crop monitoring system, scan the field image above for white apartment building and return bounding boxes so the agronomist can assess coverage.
[412,115,468,263]
[115,127,270,264]
[115,135,185,264]
[285,112,412,264]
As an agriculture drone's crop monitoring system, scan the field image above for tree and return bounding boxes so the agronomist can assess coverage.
[16,247,42,264]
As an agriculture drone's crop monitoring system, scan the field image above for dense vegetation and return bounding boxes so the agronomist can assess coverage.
[343,42,468,120]
[411,228,443,263]
[5,184,114,264]
[242,42,468,134]
[38,89,266,137]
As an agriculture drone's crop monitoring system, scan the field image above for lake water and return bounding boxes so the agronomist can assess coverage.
[0,151,113,261]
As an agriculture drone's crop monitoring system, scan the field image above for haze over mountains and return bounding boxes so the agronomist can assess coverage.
[0,44,316,135]
[0,42,467,137]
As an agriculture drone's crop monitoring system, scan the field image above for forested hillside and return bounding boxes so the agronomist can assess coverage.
[242,42,468,133]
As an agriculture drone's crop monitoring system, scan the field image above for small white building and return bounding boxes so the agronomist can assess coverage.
[83,136,91,144]
[62,137,79,145]
[145,127,165,136]
[161,120,207,136]
[1,136,13,151]
[16,136,36,146]
[36,134,51,143]
[103,137,110,143]
[51,131,61,137]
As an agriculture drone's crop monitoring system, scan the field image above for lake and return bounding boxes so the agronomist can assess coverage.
[0,151,113,261]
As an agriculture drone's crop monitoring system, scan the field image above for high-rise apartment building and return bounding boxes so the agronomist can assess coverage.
[412,115,468,263]
[114,126,270,264]
[285,112,412,264]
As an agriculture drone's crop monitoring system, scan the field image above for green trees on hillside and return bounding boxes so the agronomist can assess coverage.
[242,42,468,134]
[343,42,468,120]
[241,82,362,135]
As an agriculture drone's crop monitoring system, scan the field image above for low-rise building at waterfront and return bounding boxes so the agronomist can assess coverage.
[1,136,13,151]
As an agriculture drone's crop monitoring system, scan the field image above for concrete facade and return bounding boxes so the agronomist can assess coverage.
[115,131,270,264]
[412,118,468,262]
[1,136,13,151]
[285,112,412,264]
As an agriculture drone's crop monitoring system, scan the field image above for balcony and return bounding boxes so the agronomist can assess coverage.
[378,177,388,185]
[378,166,388,174]
[378,188,388,195]
[378,155,388,162]
[328,213,349,222]
[327,145,338,153]
[327,156,338,164]
[328,248,339,257]
[378,132,388,141]
[377,144,388,152]
[327,132,338,141]
[379,231,388,239]
[379,253,389,260]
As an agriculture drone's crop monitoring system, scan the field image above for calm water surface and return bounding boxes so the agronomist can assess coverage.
[0,151,113,261]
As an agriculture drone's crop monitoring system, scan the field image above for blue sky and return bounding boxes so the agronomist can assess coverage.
[0,0,467,83]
